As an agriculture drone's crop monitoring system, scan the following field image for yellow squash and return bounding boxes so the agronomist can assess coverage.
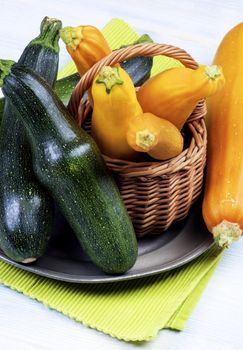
[202,23,243,248]
[91,66,142,160]
[60,25,111,75]
[137,65,225,130]
[126,112,183,160]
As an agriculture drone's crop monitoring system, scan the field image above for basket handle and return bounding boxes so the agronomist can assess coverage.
[68,42,199,121]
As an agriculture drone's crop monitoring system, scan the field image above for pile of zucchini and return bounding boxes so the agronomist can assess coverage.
[0,17,153,274]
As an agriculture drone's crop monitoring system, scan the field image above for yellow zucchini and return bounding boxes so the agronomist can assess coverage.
[202,23,243,247]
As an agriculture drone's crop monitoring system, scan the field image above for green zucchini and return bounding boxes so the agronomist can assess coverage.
[0,72,80,126]
[119,34,153,87]
[54,72,80,106]
[0,17,62,263]
[2,64,138,274]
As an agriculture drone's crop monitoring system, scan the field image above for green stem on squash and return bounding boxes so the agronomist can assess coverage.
[31,17,62,53]
[60,26,82,50]
[95,66,123,94]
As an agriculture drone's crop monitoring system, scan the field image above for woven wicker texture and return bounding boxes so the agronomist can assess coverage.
[68,43,207,236]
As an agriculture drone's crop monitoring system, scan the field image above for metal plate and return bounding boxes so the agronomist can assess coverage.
[0,202,213,283]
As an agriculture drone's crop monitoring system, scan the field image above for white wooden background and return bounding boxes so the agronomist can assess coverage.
[1,1,243,349]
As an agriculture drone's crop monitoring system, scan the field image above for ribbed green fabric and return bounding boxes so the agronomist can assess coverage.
[0,19,223,342]
[0,246,223,341]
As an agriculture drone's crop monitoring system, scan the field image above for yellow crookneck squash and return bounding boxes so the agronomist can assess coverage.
[137,64,225,130]
[60,25,111,76]
[202,23,243,248]
[91,66,142,160]
[126,112,183,160]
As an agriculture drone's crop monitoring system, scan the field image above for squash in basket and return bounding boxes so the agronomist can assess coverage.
[91,65,142,160]
[60,25,111,76]
[126,112,183,160]
[137,64,225,130]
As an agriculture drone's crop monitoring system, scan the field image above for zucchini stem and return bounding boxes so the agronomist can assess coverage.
[0,60,15,87]
[212,220,242,248]
[31,17,62,53]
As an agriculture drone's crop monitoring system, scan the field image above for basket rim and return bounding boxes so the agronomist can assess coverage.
[68,42,200,118]
[79,98,207,177]
[86,111,207,177]
[68,42,207,178]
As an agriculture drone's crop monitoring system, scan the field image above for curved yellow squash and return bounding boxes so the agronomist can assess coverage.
[137,64,225,130]
[126,112,183,160]
[202,23,243,247]
[91,66,142,160]
[60,25,111,76]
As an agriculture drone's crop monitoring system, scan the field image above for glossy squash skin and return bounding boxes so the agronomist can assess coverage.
[0,17,62,263]
[0,72,80,126]
[126,112,184,160]
[60,25,111,76]
[60,27,154,88]
[137,64,225,130]
[119,34,154,87]
[202,23,243,248]
[91,66,143,160]
[2,65,138,274]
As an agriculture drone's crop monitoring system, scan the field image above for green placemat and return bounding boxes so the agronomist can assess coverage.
[0,245,223,342]
[0,18,222,343]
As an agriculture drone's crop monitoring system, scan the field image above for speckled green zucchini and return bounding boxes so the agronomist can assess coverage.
[54,72,80,106]
[0,71,80,127]
[0,17,62,263]
[2,64,138,274]
[119,34,153,86]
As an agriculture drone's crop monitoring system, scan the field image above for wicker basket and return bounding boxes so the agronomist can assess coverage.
[68,43,207,237]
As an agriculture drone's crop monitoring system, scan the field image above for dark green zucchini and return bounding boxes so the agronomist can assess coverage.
[2,64,138,274]
[119,34,154,86]
[54,72,80,106]
[0,17,62,263]
[0,71,80,126]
